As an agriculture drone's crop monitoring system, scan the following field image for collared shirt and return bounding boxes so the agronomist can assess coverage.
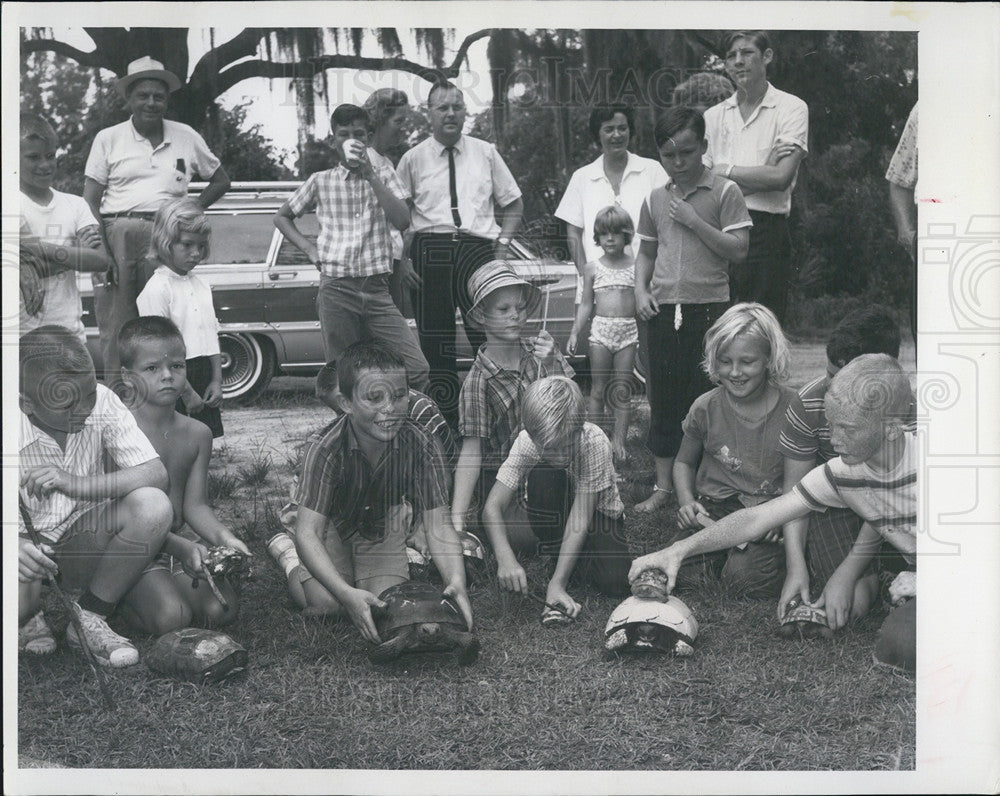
[496,423,625,518]
[137,265,221,358]
[636,170,752,304]
[19,384,160,543]
[779,375,837,463]
[396,134,522,238]
[296,414,451,542]
[85,119,221,214]
[794,434,917,566]
[682,385,795,507]
[703,83,809,216]
[286,151,407,278]
[554,152,667,264]
[459,341,574,468]
[20,189,99,341]
[885,103,918,193]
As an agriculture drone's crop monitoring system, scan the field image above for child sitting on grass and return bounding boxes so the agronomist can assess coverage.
[670,302,795,597]
[18,325,172,667]
[117,316,252,634]
[630,354,917,671]
[567,204,639,461]
[19,113,111,340]
[288,341,473,642]
[483,376,631,624]
[269,361,459,604]
[778,305,907,624]
[453,261,573,542]
[136,199,224,440]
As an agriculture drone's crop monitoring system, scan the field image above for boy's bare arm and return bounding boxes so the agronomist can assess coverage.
[20,234,111,277]
[422,506,473,631]
[181,423,251,554]
[673,435,706,529]
[20,458,168,502]
[482,479,526,592]
[273,204,319,265]
[567,267,595,355]
[633,238,660,321]
[547,490,599,615]
[780,456,815,606]
[815,522,883,629]
[359,156,409,231]
[452,437,483,533]
[716,147,806,194]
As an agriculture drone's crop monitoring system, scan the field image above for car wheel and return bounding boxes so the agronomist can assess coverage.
[219,333,275,404]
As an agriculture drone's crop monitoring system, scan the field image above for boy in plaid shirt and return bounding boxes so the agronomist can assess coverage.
[274,104,429,391]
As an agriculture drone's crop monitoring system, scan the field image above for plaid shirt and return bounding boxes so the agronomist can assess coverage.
[496,423,625,518]
[286,150,407,278]
[19,384,159,542]
[459,341,573,468]
[296,414,451,542]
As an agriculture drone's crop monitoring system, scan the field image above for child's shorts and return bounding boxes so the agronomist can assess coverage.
[589,316,639,354]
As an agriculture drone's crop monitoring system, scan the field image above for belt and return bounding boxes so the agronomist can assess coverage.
[101,211,156,221]
[414,230,488,242]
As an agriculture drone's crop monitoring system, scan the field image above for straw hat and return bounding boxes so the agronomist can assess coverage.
[466,260,541,327]
[116,56,181,99]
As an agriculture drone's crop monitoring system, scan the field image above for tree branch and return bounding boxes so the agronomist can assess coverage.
[449,28,493,72]
[21,37,106,69]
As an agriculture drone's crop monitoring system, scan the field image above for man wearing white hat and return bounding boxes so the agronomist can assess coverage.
[83,56,231,383]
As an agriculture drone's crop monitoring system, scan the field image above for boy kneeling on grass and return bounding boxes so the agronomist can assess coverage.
[19,325,172,667]
[484,376,631,624]
[630,354,917,671]
[117,316,252,634]
[291,341,473,643]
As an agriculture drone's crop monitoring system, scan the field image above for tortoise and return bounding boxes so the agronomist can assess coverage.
[777,596,834,640]
[630,567,671,601]
[369,581,479,665]
[604,595,699,656]
[202,545,253,581]
[146,628,248,684]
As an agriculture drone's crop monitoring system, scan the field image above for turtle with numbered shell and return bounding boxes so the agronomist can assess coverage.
[369,581,479,664]
[605,595,699,656]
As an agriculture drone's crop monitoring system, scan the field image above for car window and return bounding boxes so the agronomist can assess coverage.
[205,214,275,265]
[275,213,320,266]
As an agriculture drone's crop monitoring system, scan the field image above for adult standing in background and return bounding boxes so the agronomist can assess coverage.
[396,82,524,428]
[886,102,918,345]
[555,105,667,306]
[83,57,230,385]
[703,31,808,324]
[363,88,413,312]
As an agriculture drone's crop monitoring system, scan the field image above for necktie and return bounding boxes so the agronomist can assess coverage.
[446,146,462,229]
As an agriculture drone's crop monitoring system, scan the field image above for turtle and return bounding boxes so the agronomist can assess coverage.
[145,628,248,684]
[604,595,699,656]
[202,545,253,582]
[404,531,488,585]
[369,581,479,665]
[630,567,671,601]
[777,596,834,640]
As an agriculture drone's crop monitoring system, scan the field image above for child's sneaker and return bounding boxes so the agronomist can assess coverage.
[19,611,56,655]
[267,531,301,577]
[66,601,139,668]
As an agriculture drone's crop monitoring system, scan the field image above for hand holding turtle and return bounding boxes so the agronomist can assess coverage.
[443,581,474,632]
[178,539,210,582]
[343,587,388,644]
[778,569,811,622]
[545,582,581,619]
[629,547,683,596]
[812,570,854,631]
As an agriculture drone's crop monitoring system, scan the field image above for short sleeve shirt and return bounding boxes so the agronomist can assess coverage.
[20,189,100,340]
[459,341,574,468]
[793,434,917,565]
[703,84,809,215]
[885,103,918,192]
[137,266,221,358]
[396,135,522,238]
[19,384,160,542]
[636,170,751,304]
[554,153,667,265]
[682,385,795,506]
[778,375,837,463]
[285,152,407,277]
[496,423,624,518]
[85,119,221,214]
[296,415,451,542]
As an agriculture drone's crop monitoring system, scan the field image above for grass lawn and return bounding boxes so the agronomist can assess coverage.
[17,339,916,770]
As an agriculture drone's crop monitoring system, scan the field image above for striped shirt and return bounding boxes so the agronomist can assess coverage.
[296,414,451,542]
[19,384,159,542]
[286,150,406,278]
[779,375,836,462]
[497,423,624,518]
[459,341,574,469]
[793,433,917,565]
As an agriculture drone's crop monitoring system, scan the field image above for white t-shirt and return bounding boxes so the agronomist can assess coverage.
[20,189,100,340]
[136,265,221,358]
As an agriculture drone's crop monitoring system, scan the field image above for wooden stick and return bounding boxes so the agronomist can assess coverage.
[521,590,574,619]
[200,566,229,611]
[540,285,551,332]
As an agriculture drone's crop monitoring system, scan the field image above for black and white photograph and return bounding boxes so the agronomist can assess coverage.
[4,2,998,793]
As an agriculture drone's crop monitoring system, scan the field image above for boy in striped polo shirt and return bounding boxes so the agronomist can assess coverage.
[630,354,917,671]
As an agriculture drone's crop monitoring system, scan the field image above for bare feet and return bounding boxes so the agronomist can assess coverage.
[634,483,673,513]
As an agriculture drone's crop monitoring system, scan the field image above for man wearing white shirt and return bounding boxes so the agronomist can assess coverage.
[703,31,808,323]
[396,82,524,427]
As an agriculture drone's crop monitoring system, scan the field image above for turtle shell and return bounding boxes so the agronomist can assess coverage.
[604,595,698,655]
[376,581,468,639]
[145,628,248,684]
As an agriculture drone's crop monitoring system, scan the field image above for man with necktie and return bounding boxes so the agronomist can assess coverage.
[396,82,524,428]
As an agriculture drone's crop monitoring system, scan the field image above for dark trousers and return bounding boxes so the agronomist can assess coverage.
[875,596,915,672]
[646,302,726,458]
[176,355,224,438]
[410,232,494,428]
[525,463,630,597]
[731,211,793,324]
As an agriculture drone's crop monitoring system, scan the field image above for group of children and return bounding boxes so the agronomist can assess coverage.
[18,98,917,672]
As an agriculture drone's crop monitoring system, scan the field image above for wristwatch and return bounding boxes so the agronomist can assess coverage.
[497,236,511,247]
